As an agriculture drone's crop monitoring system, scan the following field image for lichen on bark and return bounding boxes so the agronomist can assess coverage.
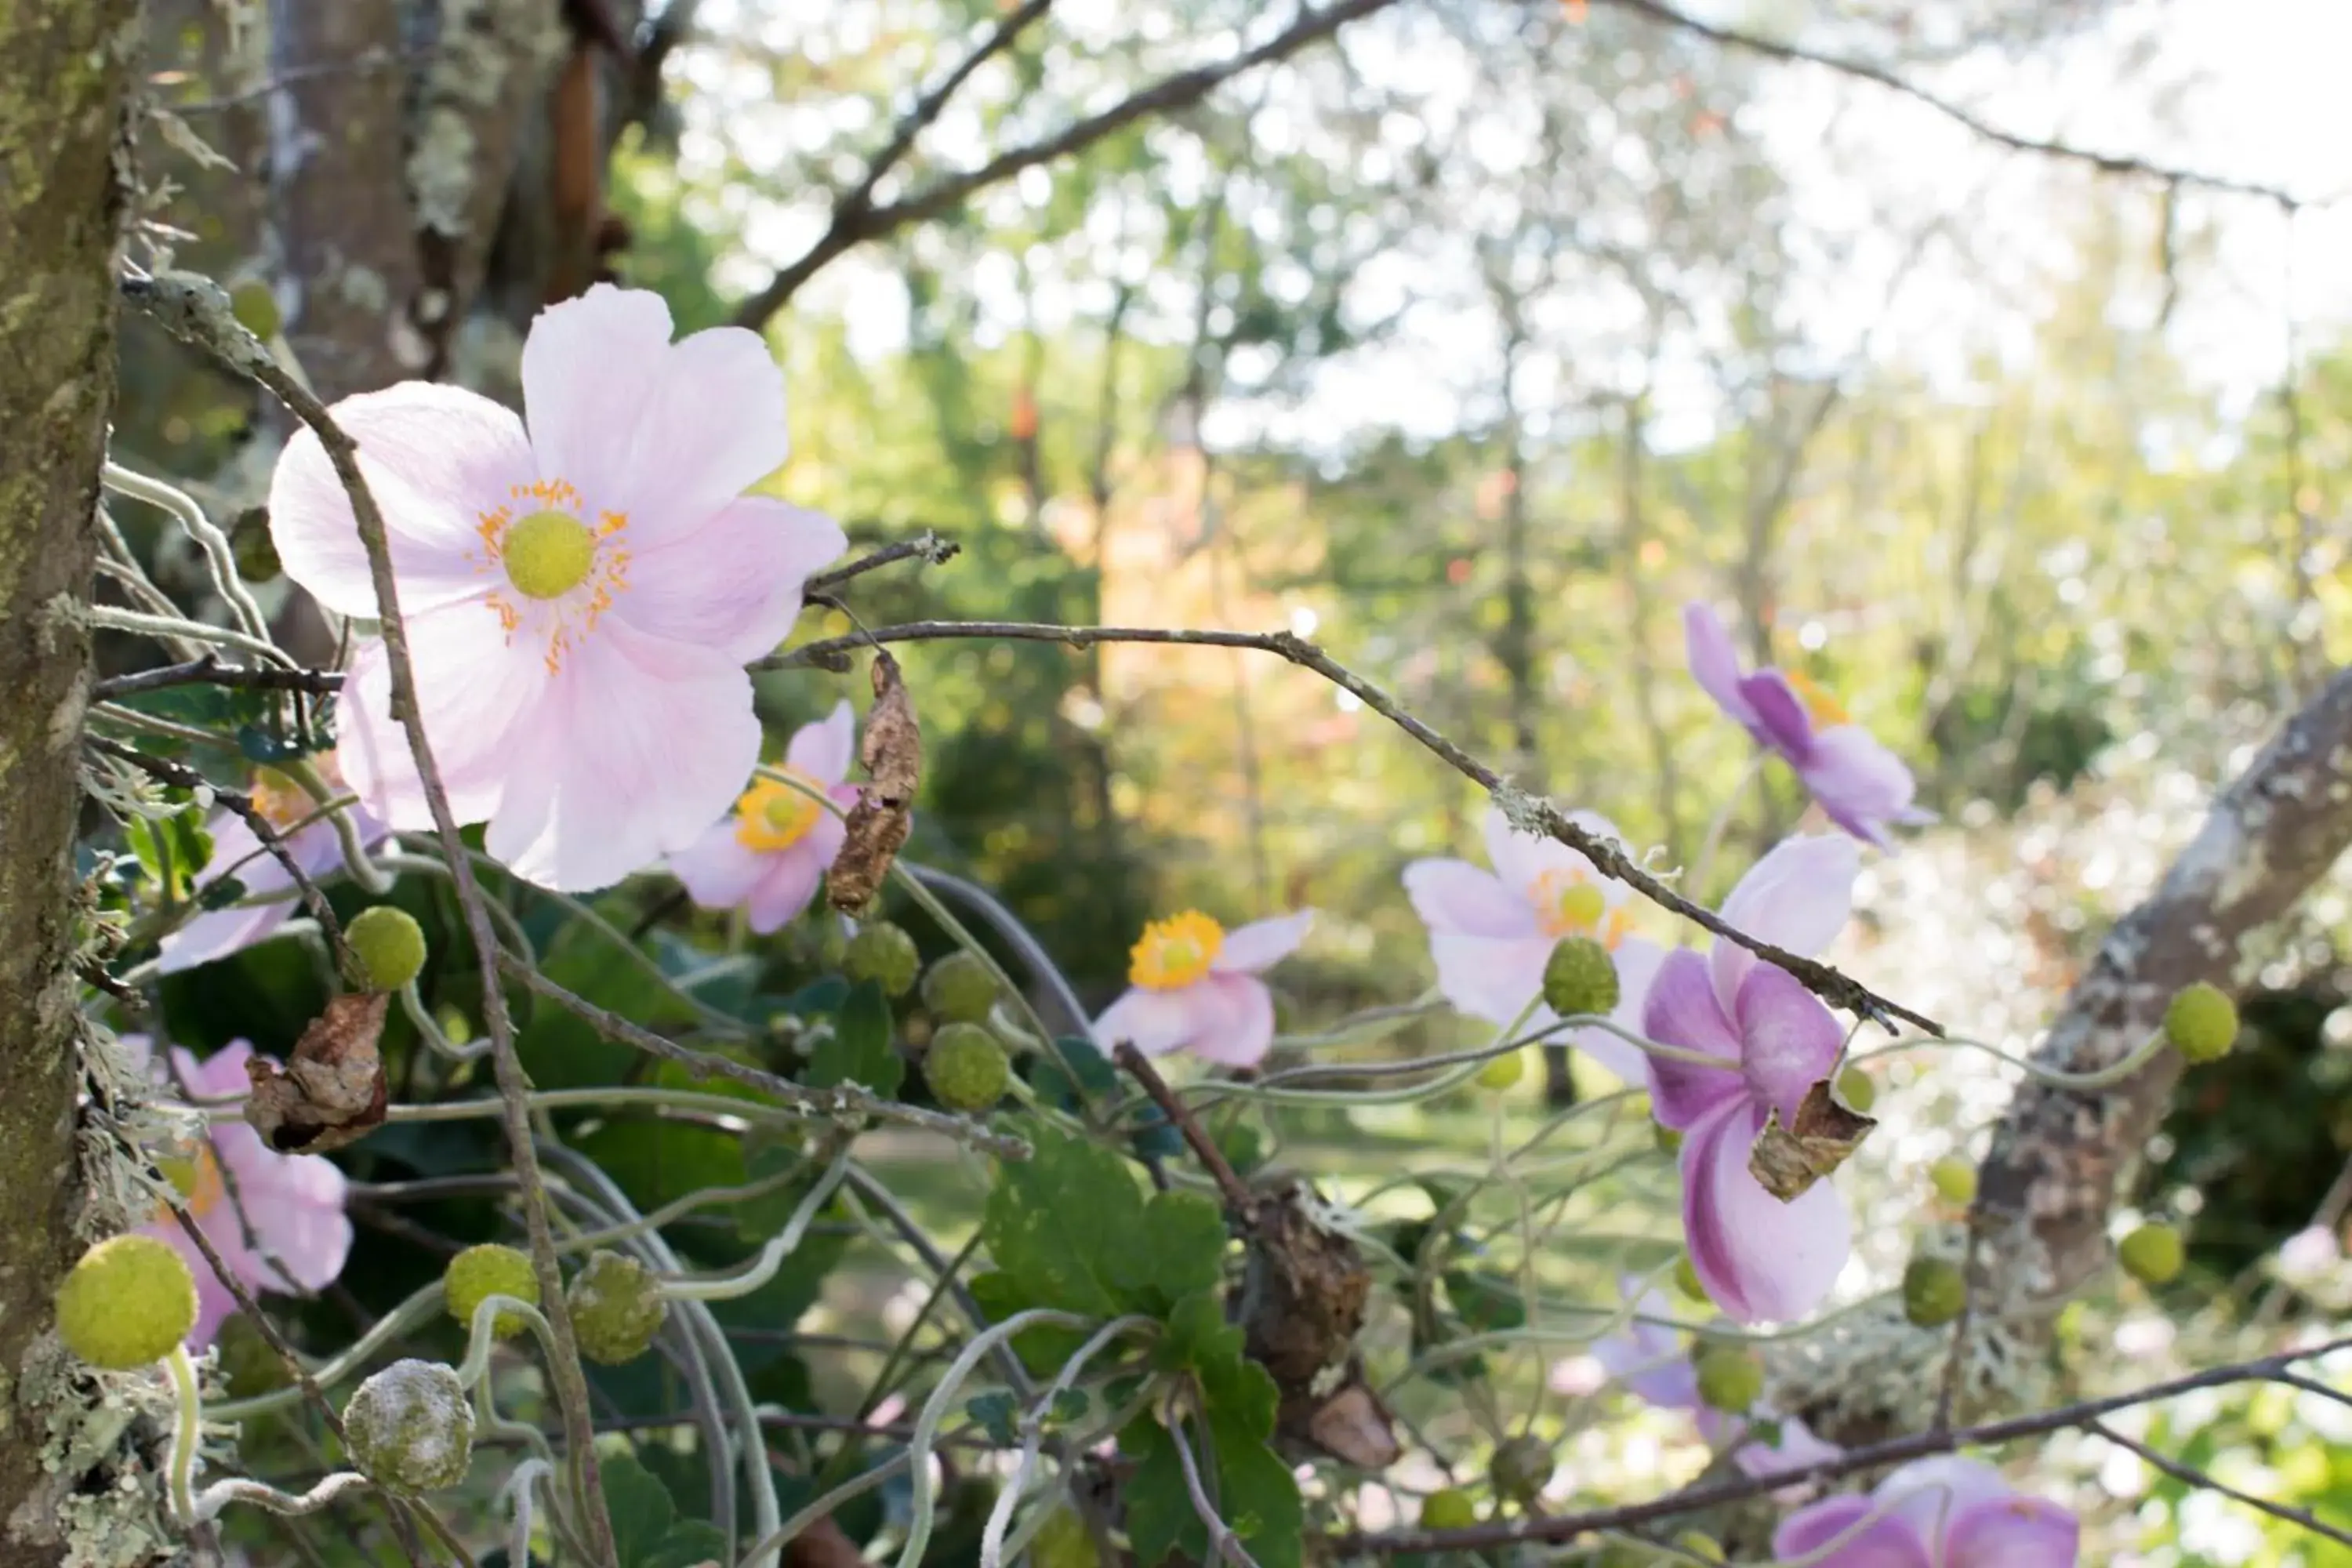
[0,2,141,1563]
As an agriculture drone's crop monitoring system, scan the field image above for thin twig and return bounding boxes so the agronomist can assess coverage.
[499,955,1030,1159]
[96,655,344,699]
[120,268,622,1568]
[733,0,1401,328]
[1593,0,2307,209]
[87,735,352,972]
[1112,1044,1251,1212]
[758,621,1939,1033]
[1335,1335,2352,1553]
[805,532,962,596]
[2085,1419,2352,1552]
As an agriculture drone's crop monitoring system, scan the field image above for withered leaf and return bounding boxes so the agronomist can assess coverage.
[828,651,921,913]
[1748,1077,1877,1202]
[244,992,389,1153]
[1301,1377,1401,1470]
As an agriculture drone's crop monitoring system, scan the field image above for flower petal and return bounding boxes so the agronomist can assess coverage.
[1730,1410,1842,1479]
[746,845,828,935]
[1800,726,1923,851]
[483,621,760,892]
[1734,963,1846,1127]
[156,901,301,975]
[270,383,533,618]
[1403,858,1537,940]
[668,822,771,913]
[1710,833,1860,1014]
[216,1123,352,1292]
[618,496,844,662]
[1681,1098,1852,1323]
[786,699,858,784]
[1482,804,1623,908]
[170,1041,257,1101]
[1428,931,1552,1029]
[1094,985,1203,1056]
[1771,1497,1930,1567]
[1875,1458,2015,1540]
[1738,670,1817,760]
[1642,949,1747,1129]
[1213,910,1313,974]
[337,606,557,833]
[1683,603,1759,729]
[1944,1496,2079,1568]
[1181,973,1279,1066]
[520,285,790,536]
[1592,1312,1697,1410]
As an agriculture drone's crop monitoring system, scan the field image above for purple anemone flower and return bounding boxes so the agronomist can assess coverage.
[1684,602,1931,850]
[1773,1457,2078,1566]
[1646,835,1862,1323]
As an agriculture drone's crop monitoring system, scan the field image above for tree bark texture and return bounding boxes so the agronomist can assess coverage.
[0,2,137,1562]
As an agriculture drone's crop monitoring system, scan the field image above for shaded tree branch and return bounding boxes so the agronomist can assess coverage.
[2086,1418,2352,1552]
[96,655,345,699]
[732,0,1403,328]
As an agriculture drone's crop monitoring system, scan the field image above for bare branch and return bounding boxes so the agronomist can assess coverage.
[96,655,344,699]
[757,619,1942,1034]
[1595,0,2303,208]
[805,532,963,597]
[2086,1419,2352,1552]
[732,0,1403,328]
[1336,1336,2352,1554]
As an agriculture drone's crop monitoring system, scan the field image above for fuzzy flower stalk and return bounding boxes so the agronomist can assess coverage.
[1403,805,1664,1086]
[134,1038,353,1345]
[270,284,846,892]
[669,700,862,931]
[1684,602,1930,849]
[158,753,388,974]
[1646,835,1863,1323]
[1094,910,1314,1067]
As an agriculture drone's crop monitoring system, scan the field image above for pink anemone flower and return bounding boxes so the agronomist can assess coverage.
[1683,602,1931,850]
[1093,910,1314,1068]
[158,754,388,975]
[271,284,846,894]
[667,700,862,933]
[1773,1457,2078,1566]
[1645,834,1863,1323]
[1590,1279,1841,1480]
[1403,805,1664,1087]
[131,1039,352,1347]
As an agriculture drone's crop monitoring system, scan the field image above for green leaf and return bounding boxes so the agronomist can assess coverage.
[982,1121,1228,1321]
[807,978,903,1094]
[643,1521,728,1568]
[967,1390,1020,1446]
[1444,1269,1528,1334]
[599,1452,677,1568]
[967,1270,1089,1375]
[196,875,249,911]
[1120,1403,1301,1568]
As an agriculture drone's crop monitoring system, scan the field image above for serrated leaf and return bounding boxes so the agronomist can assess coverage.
[1121,1403,1301,1568]
[967,1270,1091,1375]
[808,978,902,1094]
[982,1122,1142,1316]
[599,1452,678,1568]
[967,1390,1020,1446]
[1107,1190,1228,1315]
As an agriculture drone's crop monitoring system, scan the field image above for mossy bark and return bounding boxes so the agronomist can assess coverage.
[0,2,136,1562]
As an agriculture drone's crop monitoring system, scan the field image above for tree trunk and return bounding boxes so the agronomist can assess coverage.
[0,2,137,1560]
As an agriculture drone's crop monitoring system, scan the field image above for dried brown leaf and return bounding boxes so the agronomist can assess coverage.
[244,992,389,1153]
[829,651,921,913]
[1301,1377,1402,1471]
[1748,1077,1877,1201]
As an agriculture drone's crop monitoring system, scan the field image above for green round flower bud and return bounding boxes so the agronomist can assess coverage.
[1541,937,1619,1018]
[1488,1433,1555,1505]
[346,906,427,993]
[343,1359,474,1492]
[1903,1257,1967,1327]
[232,510,281,583]
[1835,1065,1875,1113]
[1031,1505,1102,1568]
[566,1249,669,1365]
[843,921,920,996]
[1671,1533,1726,1563]
[1674,1254,1710,1305]
[2119,1223,2184,1286]
[1692,1343,1764,1414]
[444,1243,539,1339]
[924,1022,1011,1114]
[2165,982,2238,1065]
[1419,1487,1478,1530]
[920,951,1001,1024]
[229,280,282,343]
[56,1235,198,1370]
[1929,1157,1978,1207]
[1476,1048,1526,1092]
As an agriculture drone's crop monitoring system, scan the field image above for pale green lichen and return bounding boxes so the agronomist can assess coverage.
[407,0,567,238]
[13,1335,210,1568]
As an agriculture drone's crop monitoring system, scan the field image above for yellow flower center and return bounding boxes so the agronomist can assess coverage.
[247,768,312,829]
[734,770,826,853]
[502,508,597,601]
[1529,870,1635,948]
[154,1145,225,1221]
[1129,911,1225,990]
[1786,670,1849,728]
